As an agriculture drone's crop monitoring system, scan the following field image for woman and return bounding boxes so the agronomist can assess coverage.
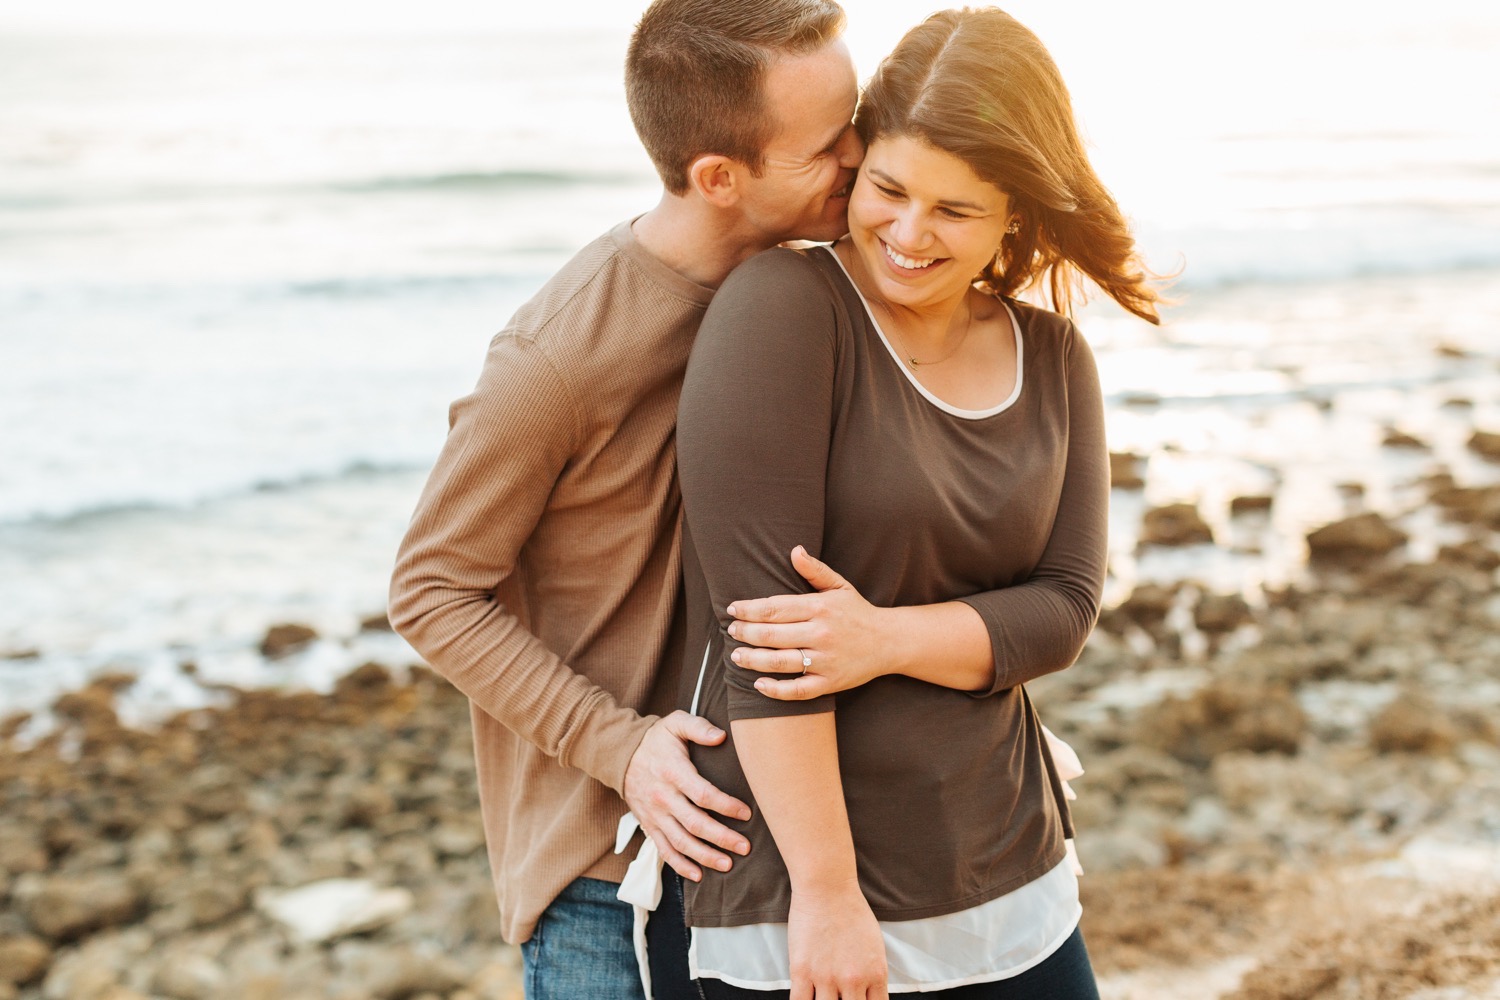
[662,8,1163,997]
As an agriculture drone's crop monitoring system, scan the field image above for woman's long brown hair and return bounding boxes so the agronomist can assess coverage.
[856,7,1166,324]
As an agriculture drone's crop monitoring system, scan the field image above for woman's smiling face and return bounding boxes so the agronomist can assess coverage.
[847,134,1012,311]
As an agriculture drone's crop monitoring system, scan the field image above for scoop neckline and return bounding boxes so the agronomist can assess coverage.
[819,244,1024,421]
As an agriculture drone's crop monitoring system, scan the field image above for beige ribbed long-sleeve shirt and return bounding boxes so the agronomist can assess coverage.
[389,219,714,944]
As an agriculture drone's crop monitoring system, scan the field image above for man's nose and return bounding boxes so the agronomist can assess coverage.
[836,125,864,167]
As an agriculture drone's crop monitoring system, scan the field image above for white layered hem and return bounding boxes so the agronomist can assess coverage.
[687,858,1081,993]
[616,721,1088,998]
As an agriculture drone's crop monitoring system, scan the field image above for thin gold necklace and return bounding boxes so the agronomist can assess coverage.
[837,238,974,369]
[879,298,974,369]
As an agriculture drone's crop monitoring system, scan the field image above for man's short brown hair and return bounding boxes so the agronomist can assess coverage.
[626,0,846,195]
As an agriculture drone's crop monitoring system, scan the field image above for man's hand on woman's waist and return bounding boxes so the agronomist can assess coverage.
[622,711,752,882]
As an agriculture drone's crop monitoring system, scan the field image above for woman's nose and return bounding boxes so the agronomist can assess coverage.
[890,207,930,251]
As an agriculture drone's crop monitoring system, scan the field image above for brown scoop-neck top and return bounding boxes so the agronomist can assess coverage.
[675,246,1108,927]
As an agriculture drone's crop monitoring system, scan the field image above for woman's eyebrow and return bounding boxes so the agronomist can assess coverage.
[867,168,988,212]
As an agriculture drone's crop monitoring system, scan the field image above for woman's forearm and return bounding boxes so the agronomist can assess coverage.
[877,601,995,692]
[733,711,887,994]
[730,711,858,891]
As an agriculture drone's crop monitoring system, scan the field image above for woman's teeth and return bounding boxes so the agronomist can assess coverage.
[883,242,937,270]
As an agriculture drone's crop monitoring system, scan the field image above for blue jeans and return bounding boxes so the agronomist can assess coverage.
[522,876,644,1000]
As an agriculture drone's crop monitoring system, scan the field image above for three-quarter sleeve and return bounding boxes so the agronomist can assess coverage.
[956,320,1109,694]
[676,250,844,721]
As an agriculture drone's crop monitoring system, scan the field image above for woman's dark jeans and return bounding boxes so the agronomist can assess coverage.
[646,869,1101,1000]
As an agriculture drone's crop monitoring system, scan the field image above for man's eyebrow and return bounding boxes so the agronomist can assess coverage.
[868,168,988,212]
[818,123,850,153]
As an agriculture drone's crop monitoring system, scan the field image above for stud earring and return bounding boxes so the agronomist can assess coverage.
[1005,218,1021,235]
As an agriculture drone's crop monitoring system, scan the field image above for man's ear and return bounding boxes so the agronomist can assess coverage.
[685,154,740,208]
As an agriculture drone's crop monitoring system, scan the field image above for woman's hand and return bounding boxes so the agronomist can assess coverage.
[787,879,889,1000]
[729,546,997,697]
[727,546,895,700]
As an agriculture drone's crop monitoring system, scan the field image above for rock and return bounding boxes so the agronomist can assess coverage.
[1099,583,1178,635]
[466,958,523,1000]
[0,935,51,985]
[151,955,226,1000]
[1430,483,1500,529]
[1136,680,1306,766]
[1229,494,1273,516]
[339,784,397,828]
[259,624,319,659]
[51,686,119,728]
[255,879,413,944]
[1306,512,1407,563]
[1370,692,1458,755]
[17,874,145,943]
[1075,826,1168,872]
[1194,593,1252,634]
[37,930,154,1000]
[1436,342,1470,358]
[430,823,485,859]
[1178,798,1231,845]
[0,712,30,742]
[1081,746,1192,816]
[344,947,467,1000]
[1381,427,1428,449]
[1109,452,1145,490]
[1140,503,1213,547]
[335,662,394,700]
[41,958,118,1000]
[0,829,47,877]
[0,648,40,661]
[154,875,248,932]
[1437,539,1500,572]
[90,672,137,694]
[1122,392,1160,408]
[358,613,394,633]
[1469,429,1500,461]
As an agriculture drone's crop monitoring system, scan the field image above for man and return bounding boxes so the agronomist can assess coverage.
[389,1,861,996]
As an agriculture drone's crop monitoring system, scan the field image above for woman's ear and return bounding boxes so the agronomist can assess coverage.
[685,154,741,208]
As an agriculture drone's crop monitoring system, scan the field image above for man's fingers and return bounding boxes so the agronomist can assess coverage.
[648,819,704,882]
[732,645,812,674]
[682,773,753,825]
[659,813,738,872]
[753,674,833,702]
[790,544,848,592]
[727,592,819,625]
[675,797,751,856]
[662,709,727,747]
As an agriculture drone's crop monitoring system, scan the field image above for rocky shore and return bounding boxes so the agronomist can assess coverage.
[3,460,1499,998]
[0,664,519,1000]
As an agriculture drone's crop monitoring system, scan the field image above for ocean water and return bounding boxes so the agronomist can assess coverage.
[2,12,1499,725]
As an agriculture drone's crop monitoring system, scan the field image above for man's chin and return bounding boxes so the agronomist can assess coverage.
[795,217,851,245]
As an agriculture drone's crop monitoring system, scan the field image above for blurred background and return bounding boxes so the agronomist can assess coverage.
[2,1,1499,997]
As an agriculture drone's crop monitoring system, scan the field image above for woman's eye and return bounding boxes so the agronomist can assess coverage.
[876,185,902,199]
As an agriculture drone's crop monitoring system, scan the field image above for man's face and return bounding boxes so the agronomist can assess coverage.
[737,39,863,245]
